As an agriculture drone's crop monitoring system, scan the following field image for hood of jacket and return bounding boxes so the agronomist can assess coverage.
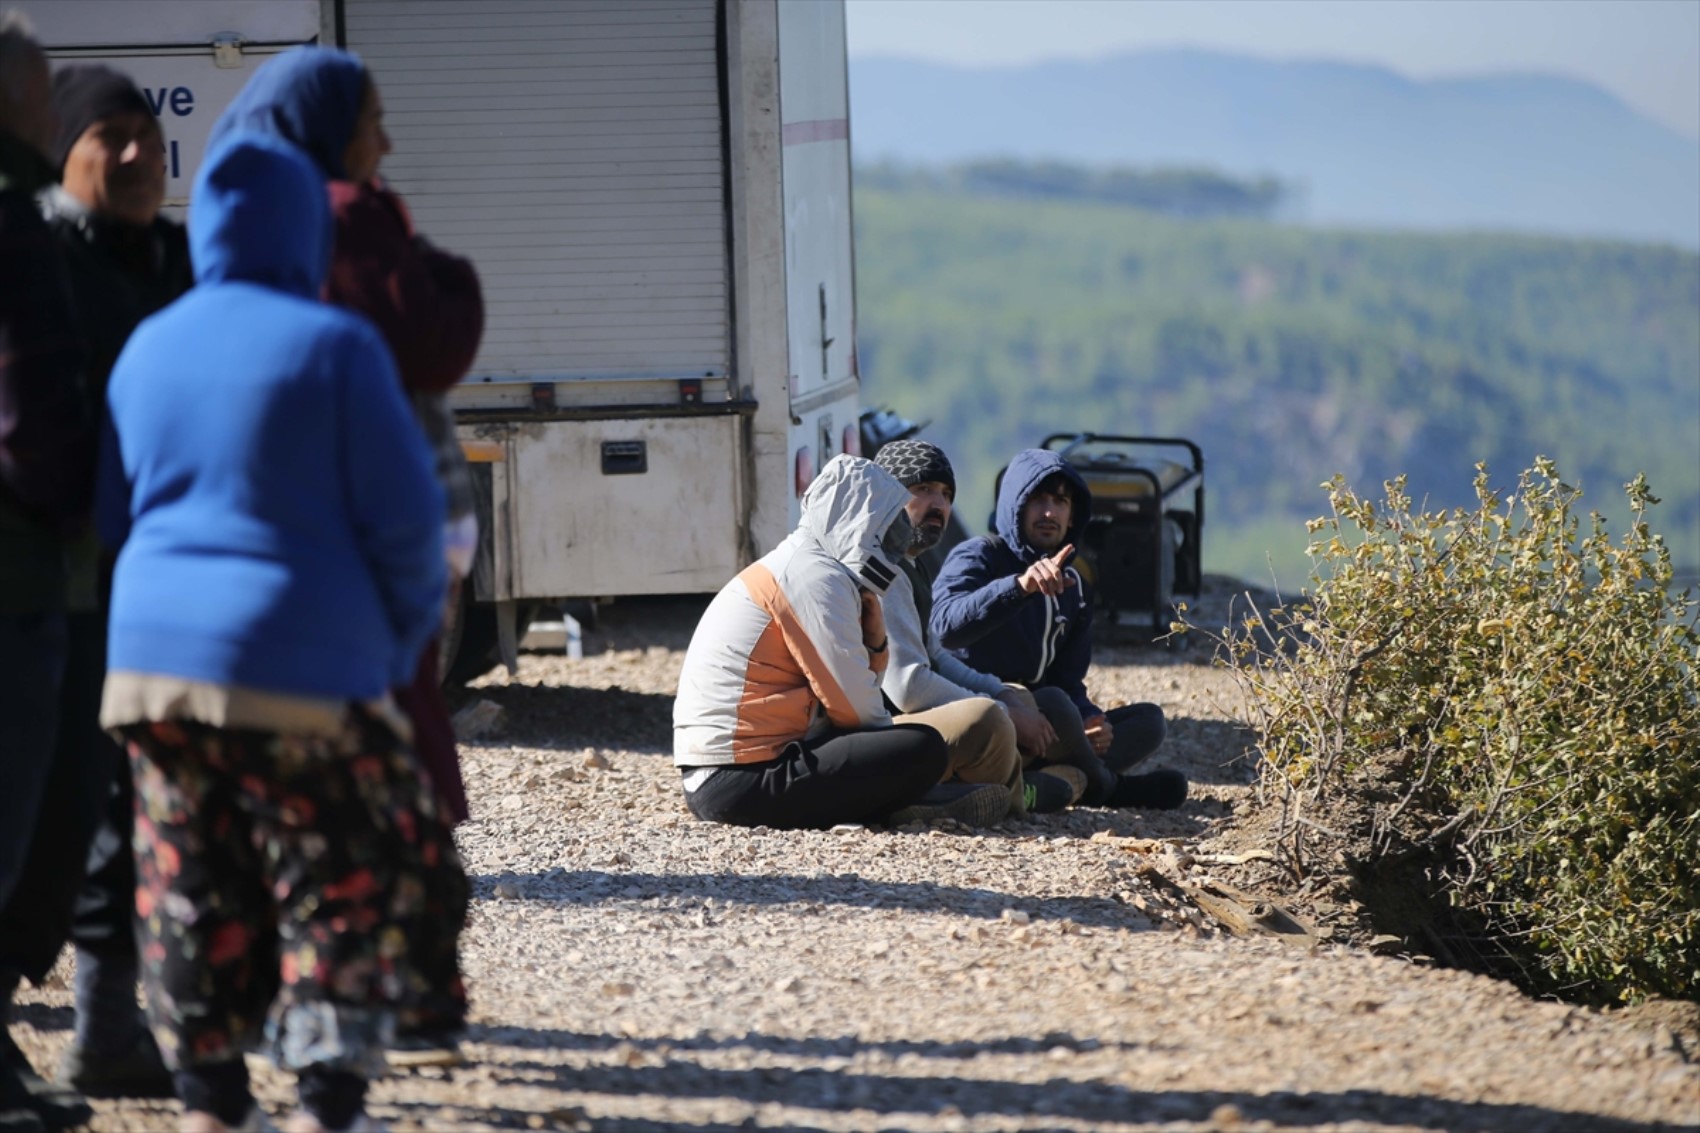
[798,454,911,594]
[993,448,1093,564]
[188,132,328,296]
[207,46,367,180]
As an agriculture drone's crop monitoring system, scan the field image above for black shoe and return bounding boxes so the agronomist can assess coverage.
[887,782,1011,828]
[1106,768,1189,810]
[56,1030,176,1100]
[1022,767,1086,813]
[1071,755,1120,807]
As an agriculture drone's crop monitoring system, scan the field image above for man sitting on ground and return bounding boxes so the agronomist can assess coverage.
[673,454,1009,829]
[931,448,1188,810]
[871,439,1086,815]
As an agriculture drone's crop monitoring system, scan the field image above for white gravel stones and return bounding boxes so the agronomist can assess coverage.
[11,583,1696,1130]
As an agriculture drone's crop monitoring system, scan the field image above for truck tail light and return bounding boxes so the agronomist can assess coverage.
[842,424,860,457]
[794,446,815,497]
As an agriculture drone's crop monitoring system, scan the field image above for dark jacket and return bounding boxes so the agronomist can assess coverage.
[930,448,1100,719]
[0,132,92,614]
[40,186,192,608]
[39,187,192,401]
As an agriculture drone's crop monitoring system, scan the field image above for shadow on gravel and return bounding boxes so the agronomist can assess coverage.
[456,684,675,754]
[1162,715,1260,786]
[471,1027,1154,1058]
[441,1043,1677,1133]
[470,868,1158,932]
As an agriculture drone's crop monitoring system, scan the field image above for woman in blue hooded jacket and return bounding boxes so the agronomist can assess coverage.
[98,132,443,1133]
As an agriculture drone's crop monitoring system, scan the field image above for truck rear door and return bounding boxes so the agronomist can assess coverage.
[340,0,731,391]
[339,0,750,599]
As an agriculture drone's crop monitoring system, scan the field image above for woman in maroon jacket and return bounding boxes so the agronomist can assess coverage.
[211,44,480,1069]
[323,78,480,831]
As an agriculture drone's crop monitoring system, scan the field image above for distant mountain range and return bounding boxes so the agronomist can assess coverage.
[848,50,1700,248]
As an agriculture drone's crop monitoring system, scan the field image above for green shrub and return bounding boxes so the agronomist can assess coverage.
[1206,459,1699,1004]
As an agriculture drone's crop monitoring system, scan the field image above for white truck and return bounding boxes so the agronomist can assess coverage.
[24,0,863,676]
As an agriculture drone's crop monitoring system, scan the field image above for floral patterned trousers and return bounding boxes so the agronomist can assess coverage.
[120,709,467,1075]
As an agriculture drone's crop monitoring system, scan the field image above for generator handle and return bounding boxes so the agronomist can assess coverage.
[1042,432,1205,531]
[1040,433,1204,476]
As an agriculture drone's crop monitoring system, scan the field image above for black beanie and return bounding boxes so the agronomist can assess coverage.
[874,439,955,498]
[51,65,154,171]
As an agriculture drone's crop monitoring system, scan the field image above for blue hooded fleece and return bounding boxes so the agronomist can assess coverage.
[98,132,445,699]
[208,46,367,179]
[929,449,1100,719]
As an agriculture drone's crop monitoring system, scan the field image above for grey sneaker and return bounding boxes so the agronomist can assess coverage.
[886,783,1010,828]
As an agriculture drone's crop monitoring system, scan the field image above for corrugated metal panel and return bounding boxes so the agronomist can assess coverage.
[343,0,729,382]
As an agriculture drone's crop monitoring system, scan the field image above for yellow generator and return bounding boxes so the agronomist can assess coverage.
[1042,433,1204,636]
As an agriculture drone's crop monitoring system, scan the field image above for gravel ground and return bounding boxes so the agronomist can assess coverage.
[11,580,1698,1132]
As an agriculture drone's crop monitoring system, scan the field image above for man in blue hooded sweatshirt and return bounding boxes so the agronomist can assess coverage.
[98,130,446,1133]
[931,449,1187,810]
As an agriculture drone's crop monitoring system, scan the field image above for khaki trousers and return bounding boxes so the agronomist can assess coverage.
[893,697,1026,817]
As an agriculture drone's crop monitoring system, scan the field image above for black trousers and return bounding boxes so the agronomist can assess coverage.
[0,611,116,983]
[70,742,135,960]
[1025,687,1167,806]
[683,724,947,829]
[1103,702,1167,771]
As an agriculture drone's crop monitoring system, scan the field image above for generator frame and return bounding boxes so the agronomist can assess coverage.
[1042,432,1205,635]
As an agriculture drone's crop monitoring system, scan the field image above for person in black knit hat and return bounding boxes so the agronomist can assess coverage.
[1,18,102,1132]
[50,65,154,176]
[36,62,190,1103]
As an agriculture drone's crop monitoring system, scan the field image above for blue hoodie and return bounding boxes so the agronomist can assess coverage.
[99,133,444,699]
[929,449,1100,719]
[208,46,367,179]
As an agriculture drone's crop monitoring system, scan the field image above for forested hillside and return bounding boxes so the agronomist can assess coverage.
[852,185,1700,588]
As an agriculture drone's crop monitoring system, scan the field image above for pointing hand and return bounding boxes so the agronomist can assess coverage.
[1018,544,1077,596]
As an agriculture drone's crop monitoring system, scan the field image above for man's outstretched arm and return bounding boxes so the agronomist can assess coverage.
[930,539,1031,650]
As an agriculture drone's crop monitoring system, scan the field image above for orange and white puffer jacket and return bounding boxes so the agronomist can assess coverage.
[673,454,912,766]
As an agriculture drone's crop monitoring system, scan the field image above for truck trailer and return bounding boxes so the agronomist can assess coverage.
[23,0,863,676]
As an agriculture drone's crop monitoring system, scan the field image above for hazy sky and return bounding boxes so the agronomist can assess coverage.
[845,0,1700,140]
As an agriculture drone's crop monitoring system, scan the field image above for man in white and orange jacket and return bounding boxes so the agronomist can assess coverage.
[673,455,1010,829]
